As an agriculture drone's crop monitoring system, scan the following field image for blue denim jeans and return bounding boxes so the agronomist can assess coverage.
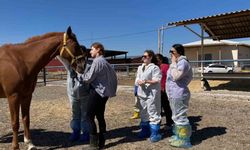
[168,94,190,126]
[69,95,90,133]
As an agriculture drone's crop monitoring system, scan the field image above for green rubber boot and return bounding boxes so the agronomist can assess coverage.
[168,124,179,143]
[170,125,192,148]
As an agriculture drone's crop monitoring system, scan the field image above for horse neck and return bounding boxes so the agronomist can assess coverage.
[22,34,63,75]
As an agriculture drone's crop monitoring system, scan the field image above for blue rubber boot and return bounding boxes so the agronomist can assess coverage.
[138,121,151,138]
[69,130,80,142]
[149,124,162,142]
[170,124,192,148]
[80,132,90,142]
[80,121,90,142]
[69,120,80,142]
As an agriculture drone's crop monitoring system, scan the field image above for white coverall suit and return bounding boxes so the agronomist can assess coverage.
[135,63,162,125]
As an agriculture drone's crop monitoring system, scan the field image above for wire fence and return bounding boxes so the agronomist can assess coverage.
[37,59,250,85]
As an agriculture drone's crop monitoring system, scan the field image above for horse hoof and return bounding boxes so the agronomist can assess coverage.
[28,144,37,150]
[24,137,30,144]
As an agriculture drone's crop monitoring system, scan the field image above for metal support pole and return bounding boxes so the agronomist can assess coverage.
[201,24,204,77]
[126,66,129,76]
[200,24,205,89]
[161,28,164,54]
[184,25,202,38]
[157,25,176,54]
[158,27,161,53]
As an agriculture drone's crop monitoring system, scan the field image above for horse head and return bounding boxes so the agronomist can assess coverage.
[59,26,87,73]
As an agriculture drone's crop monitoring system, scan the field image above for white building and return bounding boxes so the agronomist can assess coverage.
[183,39,250,67]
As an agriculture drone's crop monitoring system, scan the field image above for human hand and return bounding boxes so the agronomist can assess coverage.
[171,54,177,63]
[137,80,145,85]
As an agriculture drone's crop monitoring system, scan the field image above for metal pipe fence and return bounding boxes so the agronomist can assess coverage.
[37,63,141,86]
[189,59,250,79]
[38,59,250,85]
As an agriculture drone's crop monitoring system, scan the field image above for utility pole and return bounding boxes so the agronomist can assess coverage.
[158,27,162,54]
[161,28,164,54]
[157,25,176,54]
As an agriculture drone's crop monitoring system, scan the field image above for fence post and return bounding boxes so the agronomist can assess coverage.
[126,65,129,76]
[43,68,46,86]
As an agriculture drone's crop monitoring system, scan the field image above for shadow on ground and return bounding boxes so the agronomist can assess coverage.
[0,116,227,149]
[0,126,145,149]
[211,80,250,91]
[0,129,85,149]
[189,116,227,146]
[104,125,145,149]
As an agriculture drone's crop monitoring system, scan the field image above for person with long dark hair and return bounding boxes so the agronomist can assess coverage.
[135,50,162,142]
[166,44,193,148]
[77,42,117,149]
[155,54,174,129]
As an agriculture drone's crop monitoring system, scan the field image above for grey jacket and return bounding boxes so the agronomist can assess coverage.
[79,56,117,98]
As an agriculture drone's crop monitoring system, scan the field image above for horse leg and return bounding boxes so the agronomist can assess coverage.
[21,95,36,150]
[8,94,20,150]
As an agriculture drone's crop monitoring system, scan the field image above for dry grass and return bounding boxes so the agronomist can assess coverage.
[1,80,250,149]
[119,77,250,92]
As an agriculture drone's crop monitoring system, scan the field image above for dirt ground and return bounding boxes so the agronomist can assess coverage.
[1,79,250,150]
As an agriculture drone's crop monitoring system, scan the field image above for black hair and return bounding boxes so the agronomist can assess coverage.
[144,50,158,65]
[156,53,169,64]
[172,44,185,55]
[163,57,169,64]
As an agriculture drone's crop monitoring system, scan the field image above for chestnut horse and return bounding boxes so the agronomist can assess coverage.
[0,27,87,149]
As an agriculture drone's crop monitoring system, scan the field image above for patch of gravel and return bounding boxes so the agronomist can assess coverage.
[1,82,250,149]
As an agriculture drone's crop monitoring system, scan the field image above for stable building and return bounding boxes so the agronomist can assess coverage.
[183,39,250,67]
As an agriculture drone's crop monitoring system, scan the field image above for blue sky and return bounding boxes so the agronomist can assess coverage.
[1,0,250,56]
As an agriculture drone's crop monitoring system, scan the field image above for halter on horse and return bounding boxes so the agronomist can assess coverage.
[60,33,85,65]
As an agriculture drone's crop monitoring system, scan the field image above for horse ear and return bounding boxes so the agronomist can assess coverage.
[66,26,72,35]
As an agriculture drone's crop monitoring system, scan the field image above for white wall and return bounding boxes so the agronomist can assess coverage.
[238,45,250,66]
[185,45,236,66]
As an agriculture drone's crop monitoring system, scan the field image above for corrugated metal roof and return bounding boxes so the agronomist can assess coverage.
[168,9,250,40]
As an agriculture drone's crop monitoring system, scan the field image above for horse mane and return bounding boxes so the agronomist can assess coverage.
[24,32,63,43]
[1,32,63,48]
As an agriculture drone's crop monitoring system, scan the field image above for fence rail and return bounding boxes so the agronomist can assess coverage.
[37,63,141,86]
[38,59,250,86]
[189,59,250,79]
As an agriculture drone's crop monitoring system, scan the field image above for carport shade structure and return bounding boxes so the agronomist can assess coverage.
[167,9,250,40]
[160,9,250,84]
